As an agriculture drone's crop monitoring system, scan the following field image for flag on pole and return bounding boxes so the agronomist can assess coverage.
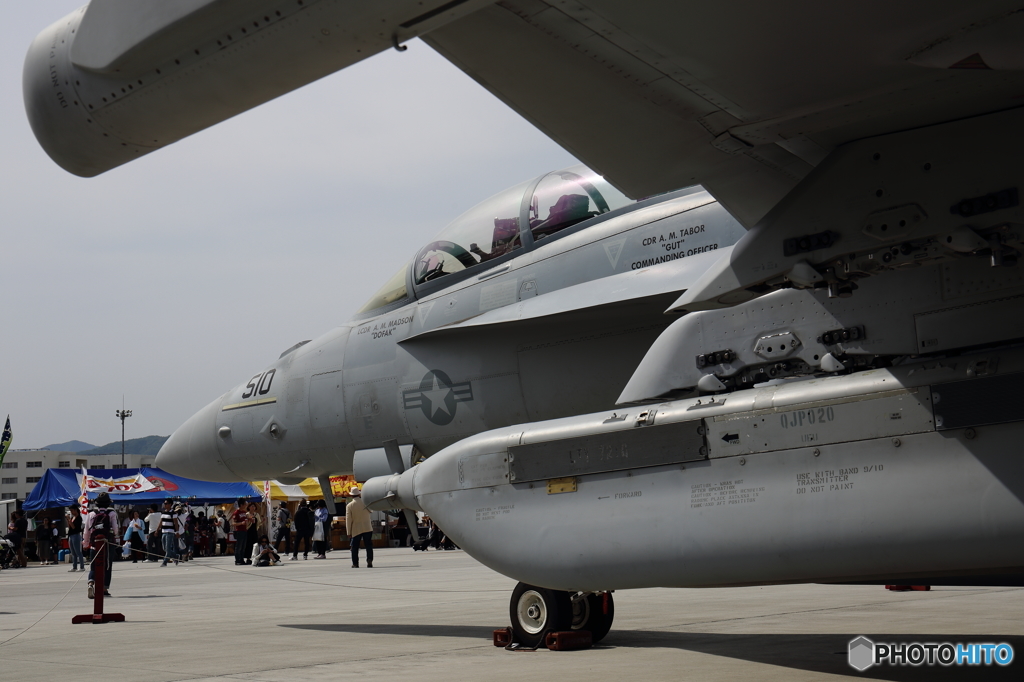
[263,479,272,535]
[0,416,12,468]
[79,465,91,515]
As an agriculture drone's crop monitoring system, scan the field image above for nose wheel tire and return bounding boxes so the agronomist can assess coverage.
[509,582,572,647]
[570,592,614,643]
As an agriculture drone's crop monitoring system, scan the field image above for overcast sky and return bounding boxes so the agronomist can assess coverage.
[1,4,577,450]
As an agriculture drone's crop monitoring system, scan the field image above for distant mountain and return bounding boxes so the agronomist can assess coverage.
[78,435,169,457]
[42,440,96,452]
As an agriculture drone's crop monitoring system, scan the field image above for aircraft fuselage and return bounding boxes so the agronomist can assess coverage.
[157,184,745,482]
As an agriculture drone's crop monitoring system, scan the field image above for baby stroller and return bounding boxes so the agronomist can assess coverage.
[0,536,17,569]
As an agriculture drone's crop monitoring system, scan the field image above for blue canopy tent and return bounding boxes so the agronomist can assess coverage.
[23,467,260,511]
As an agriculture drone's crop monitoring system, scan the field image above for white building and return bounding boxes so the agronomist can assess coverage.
[1,449,156,525]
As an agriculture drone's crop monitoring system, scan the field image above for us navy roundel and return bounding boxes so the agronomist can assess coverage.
[402,370,473,426]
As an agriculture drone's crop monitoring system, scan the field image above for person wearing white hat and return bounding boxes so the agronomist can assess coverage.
[345,487,373,568]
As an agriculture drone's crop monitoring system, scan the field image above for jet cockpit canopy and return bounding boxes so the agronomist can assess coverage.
[413,164,631,287]
[356,165,631,316]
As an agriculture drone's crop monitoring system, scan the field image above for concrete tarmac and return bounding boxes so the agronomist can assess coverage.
[1,549,1020,681]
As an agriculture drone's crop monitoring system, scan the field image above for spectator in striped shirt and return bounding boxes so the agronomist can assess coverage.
[159,499,181,567]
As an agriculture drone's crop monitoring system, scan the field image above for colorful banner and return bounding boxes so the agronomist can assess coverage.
[254,475,358,501]
[77,471,157,494]
[330,474,358,497]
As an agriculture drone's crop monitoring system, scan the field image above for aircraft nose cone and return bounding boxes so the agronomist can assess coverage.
[156,398,239,482]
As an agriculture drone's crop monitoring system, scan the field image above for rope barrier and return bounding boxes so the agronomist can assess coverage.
[0,551,98,647]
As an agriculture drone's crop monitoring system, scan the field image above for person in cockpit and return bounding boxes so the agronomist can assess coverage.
[469,217,521,263]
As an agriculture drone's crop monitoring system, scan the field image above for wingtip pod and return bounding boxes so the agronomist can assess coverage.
[23,0,493,176]
[23,10,141,177]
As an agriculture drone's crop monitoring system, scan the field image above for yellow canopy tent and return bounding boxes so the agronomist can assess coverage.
[253,475,357,501]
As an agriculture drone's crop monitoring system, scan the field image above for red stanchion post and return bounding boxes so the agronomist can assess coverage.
[72,535,125,624]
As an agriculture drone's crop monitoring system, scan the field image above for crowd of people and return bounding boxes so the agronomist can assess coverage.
[234,498,330,563]
[2,499,234,570]
[3,490,459,575]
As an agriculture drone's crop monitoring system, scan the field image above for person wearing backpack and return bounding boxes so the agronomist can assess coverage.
[83,493,120,599]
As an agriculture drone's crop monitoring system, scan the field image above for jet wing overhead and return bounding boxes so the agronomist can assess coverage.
[26,0,1024,231]
[423,0,1024,226]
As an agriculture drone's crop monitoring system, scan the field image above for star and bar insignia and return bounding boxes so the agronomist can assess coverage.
[403,370,473,426]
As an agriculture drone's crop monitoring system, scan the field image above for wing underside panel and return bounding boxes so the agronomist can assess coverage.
[425,0,1024,227]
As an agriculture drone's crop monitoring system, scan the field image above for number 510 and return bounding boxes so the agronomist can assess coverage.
[242,369,276,399]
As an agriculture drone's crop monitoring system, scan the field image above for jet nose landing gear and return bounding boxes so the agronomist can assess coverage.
[508,582,615,648]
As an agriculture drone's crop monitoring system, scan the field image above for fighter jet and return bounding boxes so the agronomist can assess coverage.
[152,165,745,482]
[24,0,1024,646]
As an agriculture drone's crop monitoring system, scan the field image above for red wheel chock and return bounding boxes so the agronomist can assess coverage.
[493,628,513,647]
[545,630,593,651]
[493,627,593,651]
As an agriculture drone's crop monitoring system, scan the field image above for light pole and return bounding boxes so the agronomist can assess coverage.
[115,408,132,467]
